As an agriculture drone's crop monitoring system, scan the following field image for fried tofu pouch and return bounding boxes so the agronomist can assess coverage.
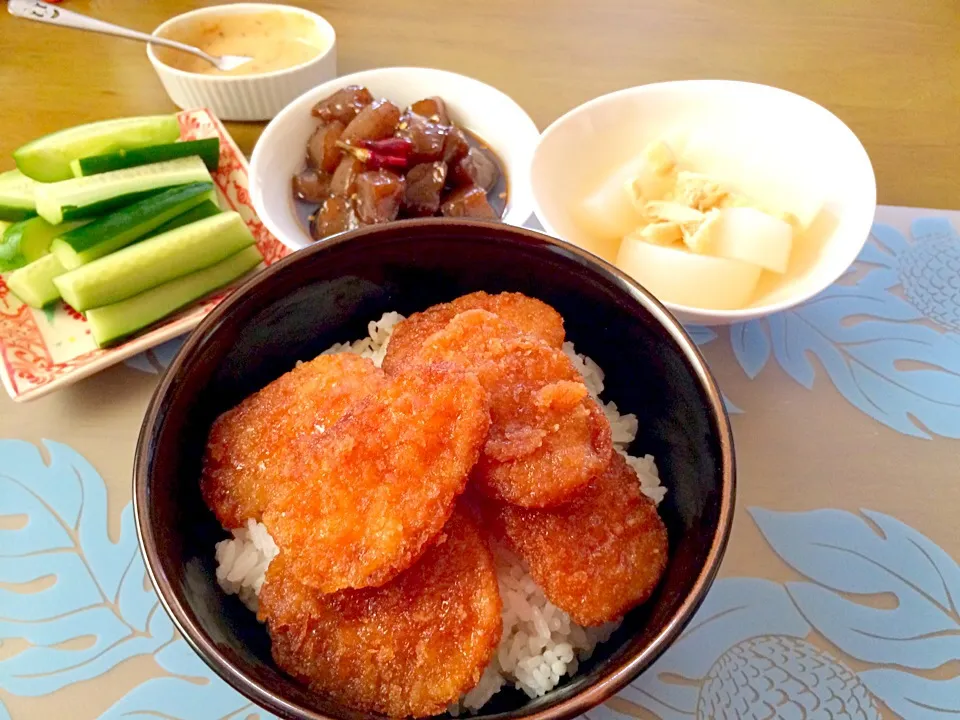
[258,509,502,718]
[201,353,386,529]
[483,452,668,626]
[382,290,566,375]
[262,362,491,593]
[415,309,612,507]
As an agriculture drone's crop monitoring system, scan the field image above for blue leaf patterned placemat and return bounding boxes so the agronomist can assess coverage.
[622,508,960,719]
[2,207,959,719]
[685,215,960,440]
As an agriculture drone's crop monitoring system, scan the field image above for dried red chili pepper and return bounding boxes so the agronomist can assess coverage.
[336,141,410,170]
[357,137,414,157]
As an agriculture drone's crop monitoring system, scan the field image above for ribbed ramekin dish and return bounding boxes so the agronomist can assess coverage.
[147,4,337,122]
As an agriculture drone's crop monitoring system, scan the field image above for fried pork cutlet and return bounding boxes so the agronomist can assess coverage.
[417,309,611,507]
[483,452,668,626]
[382,291,565,375]
[262,362,490,593]
[201,353,386,529]
[258,509,502,718]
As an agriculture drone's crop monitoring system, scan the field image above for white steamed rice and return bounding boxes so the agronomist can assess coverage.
[214,312,664,707]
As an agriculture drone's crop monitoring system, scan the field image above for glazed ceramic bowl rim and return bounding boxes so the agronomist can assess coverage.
[248,67,540,252]
[531,78,878,321]
[147,3,337,83]
[134,218,736,720]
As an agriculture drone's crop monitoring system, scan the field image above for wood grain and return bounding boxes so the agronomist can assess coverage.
[0,0,957,208]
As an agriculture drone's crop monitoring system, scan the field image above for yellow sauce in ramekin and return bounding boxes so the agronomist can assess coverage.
[155,11,328,77]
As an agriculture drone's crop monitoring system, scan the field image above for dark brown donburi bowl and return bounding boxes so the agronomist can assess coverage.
[134,218,735,720]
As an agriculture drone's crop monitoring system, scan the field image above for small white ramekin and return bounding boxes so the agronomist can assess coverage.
[147,4,337,122]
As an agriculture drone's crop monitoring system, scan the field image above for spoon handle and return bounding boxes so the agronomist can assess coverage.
[8,0,219,66]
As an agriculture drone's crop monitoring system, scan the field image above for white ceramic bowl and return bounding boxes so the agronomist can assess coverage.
[249,67,540,252]
[147,4,337,122]
[531,80,877,325]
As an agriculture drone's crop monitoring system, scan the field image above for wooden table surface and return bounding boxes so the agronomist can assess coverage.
[0,0,957,209]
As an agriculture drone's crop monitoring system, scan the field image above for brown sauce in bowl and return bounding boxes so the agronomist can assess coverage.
[466,131,509,218]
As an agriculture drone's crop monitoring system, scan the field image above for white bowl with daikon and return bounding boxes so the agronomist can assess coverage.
[530,80,876,325]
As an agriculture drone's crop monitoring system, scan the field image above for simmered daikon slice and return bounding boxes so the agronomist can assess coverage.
[617,233,762,310]
[579,142,677,240]
[690,206,794,273]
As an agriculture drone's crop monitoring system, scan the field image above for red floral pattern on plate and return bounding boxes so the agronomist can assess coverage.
[0,109,290,403]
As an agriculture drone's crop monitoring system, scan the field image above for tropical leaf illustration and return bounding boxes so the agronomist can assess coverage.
[859,669,960,719]
[729,320,769,379]
[0,439,279,717]
[124,337,185,374]
[618,578,810,719]
[0,440,173,696]
[123,352,158,374]
[765,287,959,439]
[752,507,960,709]
[726,220,960,438]
[684,325,717,347]
[720,395,742,415]
[100,639,279,720]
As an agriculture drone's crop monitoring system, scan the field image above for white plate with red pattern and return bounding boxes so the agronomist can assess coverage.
[0,109,289,403]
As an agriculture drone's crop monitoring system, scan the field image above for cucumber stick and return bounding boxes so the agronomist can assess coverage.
[0,217,86,271]
[50,182,215,270]
[14,115,180,183]
[54,211,255,311]
[0,169,38,222]
[86,245,263,347]
[7,254,66,308]
[35,156,211,225]
[145,199,221,239]
[71,138,220,177]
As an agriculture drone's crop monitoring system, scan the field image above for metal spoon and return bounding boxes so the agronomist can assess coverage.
[8,0,253,73]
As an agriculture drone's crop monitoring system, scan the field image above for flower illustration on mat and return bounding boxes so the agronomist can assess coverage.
[620,507,960,720]
[726,217,960,439]
[698,636,878,719]
[0,440,278,719]
[897,218,960,330]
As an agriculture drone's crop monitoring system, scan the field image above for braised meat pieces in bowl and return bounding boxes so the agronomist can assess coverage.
[292,86,507,240]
